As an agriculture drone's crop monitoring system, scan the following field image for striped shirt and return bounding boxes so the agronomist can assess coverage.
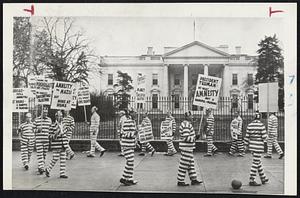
[18,122,35,141]
[268,114,278,136]
[33,116,52,142]
[121,119,137,149]
[206,114,215,135]
[179,120,196,151]
[118,115,127,136]
[49,121,68,150]
[166,115,176,135]
[90,112,100,132]
[237,116,243,133]
[140,117,154,141]
[62,115,75,138]
[244,120,267,153]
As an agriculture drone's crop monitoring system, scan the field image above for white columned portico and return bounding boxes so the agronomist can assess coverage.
[183,64,189,99]
[204,64,209,75]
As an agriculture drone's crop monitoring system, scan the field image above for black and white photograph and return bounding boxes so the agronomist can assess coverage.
[3,3,297,196]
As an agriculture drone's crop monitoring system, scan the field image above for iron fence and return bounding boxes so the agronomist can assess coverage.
[12,96,284,141]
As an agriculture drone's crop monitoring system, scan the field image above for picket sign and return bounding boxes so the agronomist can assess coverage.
[13,88,29,112]
[77,83,91,122]
[35,76,53,105]
[50,81,74,111]
[160,120,172,140]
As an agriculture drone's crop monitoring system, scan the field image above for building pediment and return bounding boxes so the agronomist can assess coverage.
[164,41,230,58]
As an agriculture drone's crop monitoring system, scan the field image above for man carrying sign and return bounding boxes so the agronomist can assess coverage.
[138,111,155,156]
[63,110,75,160]
[204,109,218,157]
[229,111,245,156]
[164,110,177,156]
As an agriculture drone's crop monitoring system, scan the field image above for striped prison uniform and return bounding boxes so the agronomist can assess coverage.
[34,116,52,171]
[165,115,177,154]
[46,121,69,177]
[63,115,75,157]
[205,114,217,155]
[118,115,127,155]
[177,120,198,182]
[89,112,105,155]
[244,120,268,182]
[18,122,35,167]
[140,117,155,154]
[266,114,283,156]
[120,119,137,181]
[229,116,244,154]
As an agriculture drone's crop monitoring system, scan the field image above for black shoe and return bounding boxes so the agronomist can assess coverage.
[38,168,44,175]
[213,149,218,155]
[151,150,155,157]
[228,152,234,156]
[120,178,131,186]
[118,153,124,157]
[164,153,173,156]
[279,153,284,159]
[204,154,212,157]
[177,182,189,186]
[87,154,95,157]
[261,178,269,184]
[128,180,138,185]
[191,180,203,185]
[24,165,29,170]
[249,181,261,186]
[60,175,68,179]
[264,155,272,159]
[45,169,50,177]
[237,153,244,157]
[100,150,106,157]
[70,154,75,160]
[139,153,145,156]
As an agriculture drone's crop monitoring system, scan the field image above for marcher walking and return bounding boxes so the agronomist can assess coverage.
[229,111,245,156]
[138,112,155,156]
[63,110,75,160]
[204,109,218,157]
[164,110,177,156]
[118,110,127,157]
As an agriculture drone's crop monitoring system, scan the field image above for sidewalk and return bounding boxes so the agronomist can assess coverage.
[12,151,284,194]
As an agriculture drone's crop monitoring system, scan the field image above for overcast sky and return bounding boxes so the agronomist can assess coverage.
[70,17,284,56]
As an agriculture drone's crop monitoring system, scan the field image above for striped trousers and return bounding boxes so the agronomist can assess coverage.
[141,142,155,153]
[36,141,49,170]
[166,138,177,154]
[46,149,67,176]
[266,135,283,156]
[177,150,197,182]
[206,135,217,155]
[65,135,74,157]
[249,152,267,182]
[229,134,244,154]
[122,148,135,181]
[20,139,35,167]
[90,130,105,155]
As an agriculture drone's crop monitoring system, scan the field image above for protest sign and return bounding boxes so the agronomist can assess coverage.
[50,81,74,110]
[77,85,91,106]
[13,88,29,112]
[136,74,146,103]
[35,76,53,105]
[71,83,79,109]
[160,120,172,140]
[27,75,36,98]
[138,123,154,144]
[193,74,222,109]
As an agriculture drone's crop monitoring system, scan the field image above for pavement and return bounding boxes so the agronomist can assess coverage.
[12,151,284,194]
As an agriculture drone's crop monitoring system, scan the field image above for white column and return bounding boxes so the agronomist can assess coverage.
[204,64,209,75]
[183,64,189,99]
[163,64,169,97]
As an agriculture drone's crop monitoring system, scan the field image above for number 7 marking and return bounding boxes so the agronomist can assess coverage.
[289,75,295,84]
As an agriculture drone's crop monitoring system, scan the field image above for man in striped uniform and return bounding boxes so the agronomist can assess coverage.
[63,110,75,160]
[45,111,68,178]
[177,111,202,186]
[164,110,177,156]
[264,112,284,159]
[87,106,106,157]
[229,111,245,157]
[33,106,52,174]
[204,109,218,157]
[118,110,127,157]
[17,112,35,170]
[138,112,155,156]
[120,110,138,186]
[244,112,269,186]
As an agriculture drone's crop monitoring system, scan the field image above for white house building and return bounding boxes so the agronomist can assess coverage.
[98,41,257,112]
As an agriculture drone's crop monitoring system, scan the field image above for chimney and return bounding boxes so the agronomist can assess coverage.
[235,46,241,55]
[147,47,153,55]
[217,45,229,53]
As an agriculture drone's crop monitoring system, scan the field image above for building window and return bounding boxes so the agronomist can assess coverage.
[192,74,198,85]
[152,94,158,109]
[137,103,143,109]
[152,73,158,85]
[173,94,180,109]
[232,74,238,85]
[174,74,180,86]
[231,94,238,109]
[247,74,253,86]
[248,94,253,109]
[108,74,113,85]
